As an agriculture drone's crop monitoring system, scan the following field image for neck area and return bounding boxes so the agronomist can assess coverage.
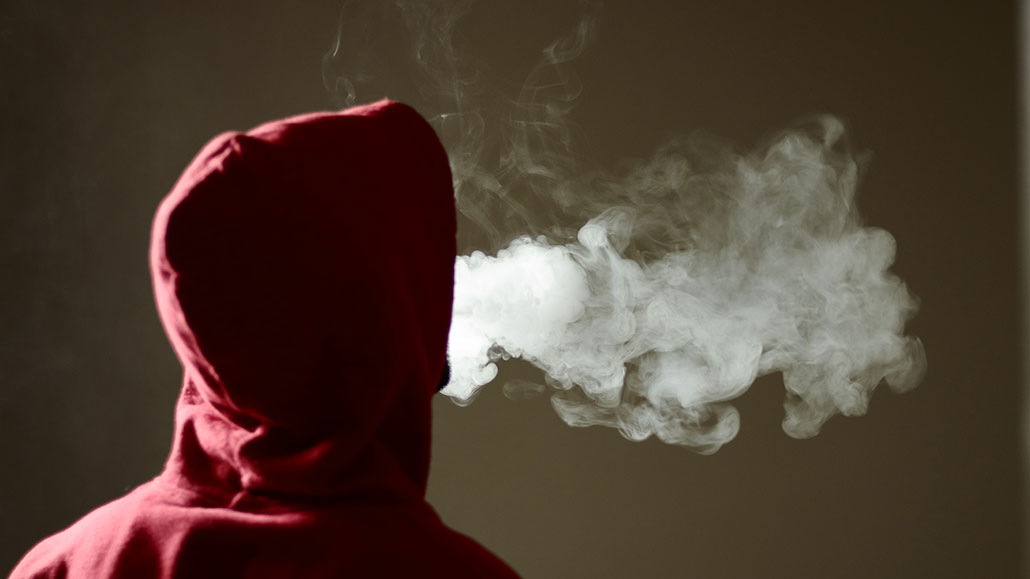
[157,369,432,513]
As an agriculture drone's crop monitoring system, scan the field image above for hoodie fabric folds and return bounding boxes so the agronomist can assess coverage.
[11,100,518,578]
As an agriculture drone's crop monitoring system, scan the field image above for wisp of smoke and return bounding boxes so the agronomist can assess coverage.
[323,0,926,453]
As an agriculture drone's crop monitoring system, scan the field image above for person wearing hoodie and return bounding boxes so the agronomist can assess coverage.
[10,100,519,578]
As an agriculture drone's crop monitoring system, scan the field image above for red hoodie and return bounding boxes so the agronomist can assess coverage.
[11,100,519,578]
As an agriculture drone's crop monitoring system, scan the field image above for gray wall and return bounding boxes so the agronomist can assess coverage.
[1,1,1021,577]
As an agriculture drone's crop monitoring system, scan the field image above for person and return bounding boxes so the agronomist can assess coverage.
[10,100,519,578]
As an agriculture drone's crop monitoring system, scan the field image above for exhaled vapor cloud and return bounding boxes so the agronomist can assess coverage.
[323,0,926,453]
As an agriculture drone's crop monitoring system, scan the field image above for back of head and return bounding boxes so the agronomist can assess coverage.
[151,100,456,494]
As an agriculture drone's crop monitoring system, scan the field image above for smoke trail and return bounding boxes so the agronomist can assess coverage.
[323,1,926,452]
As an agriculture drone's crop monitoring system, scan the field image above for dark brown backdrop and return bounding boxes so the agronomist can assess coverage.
[0,1,1021,577]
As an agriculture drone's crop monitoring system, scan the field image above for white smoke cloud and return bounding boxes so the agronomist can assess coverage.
[445,120,926,452]
[324,0,926,452]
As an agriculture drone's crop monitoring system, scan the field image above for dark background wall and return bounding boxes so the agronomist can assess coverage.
[0,1,1021,577]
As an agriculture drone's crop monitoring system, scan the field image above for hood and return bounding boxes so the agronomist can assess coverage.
[150,100,456,508]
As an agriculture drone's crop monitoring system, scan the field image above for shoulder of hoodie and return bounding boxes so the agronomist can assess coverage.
[431,525,522,578]
[393,504,521,578]
[9,486,520,579]
[8,482,159,578]
[305,499,520,577]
